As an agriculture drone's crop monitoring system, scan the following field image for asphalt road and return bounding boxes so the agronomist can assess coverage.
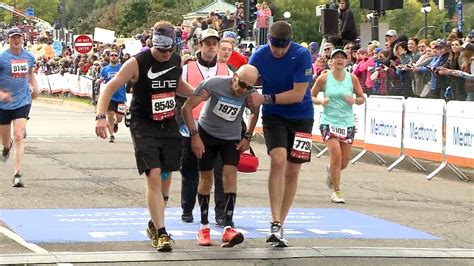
[0,100,472,265]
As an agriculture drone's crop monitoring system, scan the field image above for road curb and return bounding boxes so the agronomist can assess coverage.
[1,247,472,264]
[35,97,96,112]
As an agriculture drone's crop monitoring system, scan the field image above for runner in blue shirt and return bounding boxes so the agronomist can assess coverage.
[0,28,38,188]
[247,21,314,247]
[97,50,127,143]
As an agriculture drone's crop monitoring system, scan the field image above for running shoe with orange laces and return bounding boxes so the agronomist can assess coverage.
[221,226,244,248]
[197,227,212,246]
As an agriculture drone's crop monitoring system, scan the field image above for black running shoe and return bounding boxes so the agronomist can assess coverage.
[181,212,193,223]
[12,173,24,188]
[2,139,13,162]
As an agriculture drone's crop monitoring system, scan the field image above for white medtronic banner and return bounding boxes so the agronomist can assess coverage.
[403,98,445,161]
[364,96,404,155]
[311,92,324,142]
[445,101,474,168]
[352,93,367,147]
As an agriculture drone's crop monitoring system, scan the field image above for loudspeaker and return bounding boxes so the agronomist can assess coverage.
[378,0,403,10]
[360,0,375,10]
[360,0,403,11]
[320,8,339,36]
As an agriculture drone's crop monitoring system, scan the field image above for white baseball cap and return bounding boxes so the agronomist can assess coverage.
[385,29,398,37]
[200,29,220,43]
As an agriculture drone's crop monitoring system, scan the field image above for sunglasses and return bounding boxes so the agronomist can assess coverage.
[109,54,118,57]
[234,74,253,90]
[157,48,174,53]
[324,47,331,51]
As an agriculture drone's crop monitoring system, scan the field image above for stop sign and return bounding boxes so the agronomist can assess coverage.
[74,35,93,54]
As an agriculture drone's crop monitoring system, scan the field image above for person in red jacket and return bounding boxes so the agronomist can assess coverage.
[222,32,248,70]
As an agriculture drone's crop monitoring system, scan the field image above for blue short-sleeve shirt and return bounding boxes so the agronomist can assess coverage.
[249,42,314,119]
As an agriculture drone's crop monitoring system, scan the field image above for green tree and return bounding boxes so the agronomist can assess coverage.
[380,0,447,39]
[463,5,474,34]
[0,0,59,26]
[115,1,150,36]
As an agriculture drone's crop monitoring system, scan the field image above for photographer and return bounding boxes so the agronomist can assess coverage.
[393,41,414,98]
[338,0,357,46]
[417,39,449,99]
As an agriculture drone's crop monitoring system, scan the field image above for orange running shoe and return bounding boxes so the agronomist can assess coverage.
[197,227,212,246]
[221,226,244,248]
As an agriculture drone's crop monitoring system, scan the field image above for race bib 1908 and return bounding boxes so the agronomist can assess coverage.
[151,92,176,121]
[212,96,243,121]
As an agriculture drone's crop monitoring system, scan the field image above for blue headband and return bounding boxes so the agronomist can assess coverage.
[268,35,291,48]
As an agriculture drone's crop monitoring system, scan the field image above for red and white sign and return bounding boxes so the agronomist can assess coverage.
[74,35,93,54]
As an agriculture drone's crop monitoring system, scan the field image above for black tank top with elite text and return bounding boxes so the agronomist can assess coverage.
[130,50,182,138]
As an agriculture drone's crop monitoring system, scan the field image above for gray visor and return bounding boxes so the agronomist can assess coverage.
[152,27,176,49]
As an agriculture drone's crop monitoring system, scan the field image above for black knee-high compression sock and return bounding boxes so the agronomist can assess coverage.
[198,193,210,225]
[223,193,236,227]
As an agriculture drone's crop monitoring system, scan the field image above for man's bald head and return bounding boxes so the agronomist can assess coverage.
[236,64,259,86]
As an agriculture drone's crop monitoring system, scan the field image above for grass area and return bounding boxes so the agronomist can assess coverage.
[39,93,94,105]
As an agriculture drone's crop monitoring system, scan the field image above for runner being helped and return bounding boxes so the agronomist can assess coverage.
[181,64,259,247]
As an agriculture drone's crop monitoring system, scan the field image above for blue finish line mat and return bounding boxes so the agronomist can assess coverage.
[0,208,440,243]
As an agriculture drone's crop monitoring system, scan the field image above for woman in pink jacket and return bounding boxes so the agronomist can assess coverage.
[256,2,272,45]
[353,44,377,95]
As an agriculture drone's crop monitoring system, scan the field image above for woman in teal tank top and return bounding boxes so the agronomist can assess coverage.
[311,49,365,203]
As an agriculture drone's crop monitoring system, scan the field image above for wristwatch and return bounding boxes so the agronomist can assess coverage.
[244,132,253,141]
[190,129,199,136]
[95,114,106,120]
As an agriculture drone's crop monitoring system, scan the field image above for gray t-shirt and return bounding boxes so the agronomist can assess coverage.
[194,76,255,140]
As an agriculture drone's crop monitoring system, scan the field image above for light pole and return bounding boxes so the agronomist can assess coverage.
[283,11,291,23]
[421,3,431,39]
[367,11,379,42]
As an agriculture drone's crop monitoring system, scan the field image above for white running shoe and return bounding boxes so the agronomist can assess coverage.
[265,222,281,243]
[272,227,289,247]
[272,237,289,247]
[331,191,345,203]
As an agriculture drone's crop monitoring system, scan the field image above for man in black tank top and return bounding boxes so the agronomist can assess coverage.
[95,21,195,252]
